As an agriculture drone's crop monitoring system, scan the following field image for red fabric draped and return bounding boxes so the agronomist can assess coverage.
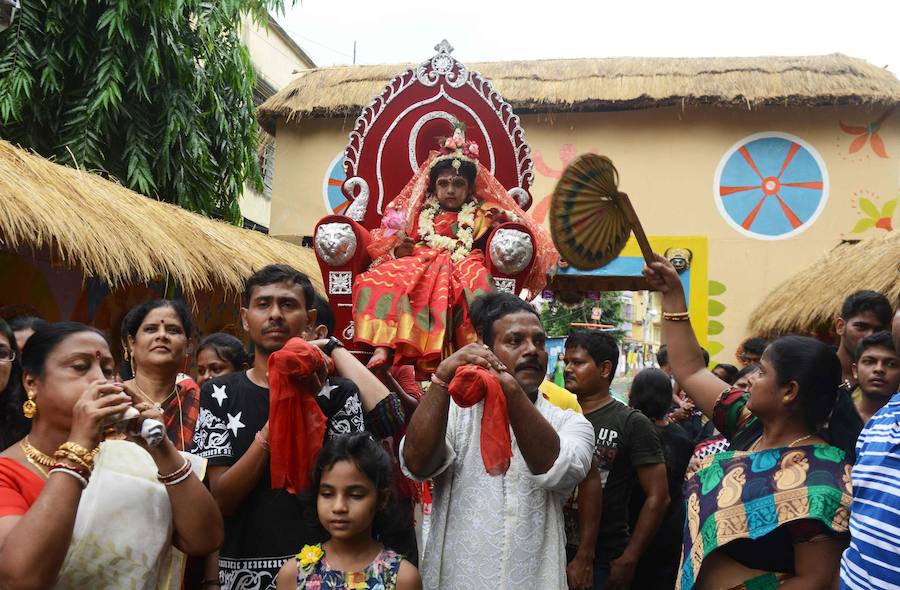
[448,366,512,476]
[267,338,329,493]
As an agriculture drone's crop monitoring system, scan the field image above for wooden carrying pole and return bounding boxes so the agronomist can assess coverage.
[617,192,655,265]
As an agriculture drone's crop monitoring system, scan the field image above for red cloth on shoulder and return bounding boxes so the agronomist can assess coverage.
[0,458,44,517]
[267,338,329,493]
[448,366,512,476]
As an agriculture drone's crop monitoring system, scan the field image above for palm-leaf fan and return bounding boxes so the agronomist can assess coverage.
[549,154,654,270]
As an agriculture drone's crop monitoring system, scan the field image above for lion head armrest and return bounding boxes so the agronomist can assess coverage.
[486,222,536,296]
[314,216,372,346]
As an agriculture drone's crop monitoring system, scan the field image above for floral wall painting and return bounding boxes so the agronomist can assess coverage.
[838,109,893,160]
[530,144,598,224]
[848,189,896,234]
[713,132,829,241]
[706,279,727,359]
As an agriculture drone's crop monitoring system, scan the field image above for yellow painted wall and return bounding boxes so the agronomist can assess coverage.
[269,104,900,362]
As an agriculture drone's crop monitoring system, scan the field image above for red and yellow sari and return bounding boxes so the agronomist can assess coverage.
[353,203,496,377]
[352,150,557,378]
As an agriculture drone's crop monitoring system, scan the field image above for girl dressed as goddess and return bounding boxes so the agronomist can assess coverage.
[353,126,555,378]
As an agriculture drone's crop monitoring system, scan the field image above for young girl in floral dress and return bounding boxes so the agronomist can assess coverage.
[275,433,421,590]
[353,126,556,378]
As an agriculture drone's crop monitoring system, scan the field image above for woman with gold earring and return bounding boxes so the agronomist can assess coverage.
[122,299,201,451]
[0,321,222,588]
[0,318,29,450]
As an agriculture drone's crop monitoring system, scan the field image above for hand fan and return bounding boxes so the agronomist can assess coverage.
[549,154,653,270]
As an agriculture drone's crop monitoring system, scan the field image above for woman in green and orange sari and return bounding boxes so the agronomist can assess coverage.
[643,254,851,590]
[353,129,555,378]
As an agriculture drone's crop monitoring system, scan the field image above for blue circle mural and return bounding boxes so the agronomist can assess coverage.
[322,152,350,215]
[714,133,828,240]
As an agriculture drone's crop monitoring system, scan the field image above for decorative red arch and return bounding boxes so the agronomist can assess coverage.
[340,40,534,229]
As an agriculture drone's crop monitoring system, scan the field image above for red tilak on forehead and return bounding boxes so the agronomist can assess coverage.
[95,350,102,358]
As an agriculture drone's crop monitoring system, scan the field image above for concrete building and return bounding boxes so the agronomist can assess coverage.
[241,16,315,230]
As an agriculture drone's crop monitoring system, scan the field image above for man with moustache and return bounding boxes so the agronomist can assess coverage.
[191,264,401,590]
[401,292,594,589]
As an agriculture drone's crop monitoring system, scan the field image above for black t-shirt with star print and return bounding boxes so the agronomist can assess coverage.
[191,370,365,590]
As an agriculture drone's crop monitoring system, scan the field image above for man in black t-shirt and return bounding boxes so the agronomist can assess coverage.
[191,264,402,590]
[564,330,668,590]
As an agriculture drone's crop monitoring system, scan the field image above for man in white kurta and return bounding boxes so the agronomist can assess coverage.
[401,294,594,589]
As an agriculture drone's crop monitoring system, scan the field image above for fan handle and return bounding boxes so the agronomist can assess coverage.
[617,192,655,265]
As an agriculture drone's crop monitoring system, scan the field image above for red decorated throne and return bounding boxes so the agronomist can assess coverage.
[313,40,540,350]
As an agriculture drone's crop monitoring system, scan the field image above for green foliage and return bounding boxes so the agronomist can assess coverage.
[0,0,286,222]
[539,293,626,340]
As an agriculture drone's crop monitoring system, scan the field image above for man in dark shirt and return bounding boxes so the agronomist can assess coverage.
[852,331,900,424]
[827,291,892,460]
[564,330,668,589]
[191,264,402,590]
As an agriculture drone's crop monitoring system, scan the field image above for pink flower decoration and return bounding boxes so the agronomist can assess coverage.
[381,208,407,237]
[468,142,479,156]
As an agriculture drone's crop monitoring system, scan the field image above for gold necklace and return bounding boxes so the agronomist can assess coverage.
[133,377,178,410]
[751,433,813,452]
[20,437,53,477]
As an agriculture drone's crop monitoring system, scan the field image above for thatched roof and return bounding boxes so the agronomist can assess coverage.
[0,140,322,295]
[748,235,900,337]
[258,54,900,131]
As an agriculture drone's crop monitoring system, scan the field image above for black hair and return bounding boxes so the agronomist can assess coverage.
[8,315,48,335]
[305,433,406,552]
[628,368,673,420]
[742,337,768,357]
[0,319,28,450]
[198,333,250,370]
[123,299,194,340]
[656,344,668,367]
[700,346,710,366]
[243,264,315,309]
[854,330,896,362]
[469,291,540,347]
[309,295,335,338]
[21,322,105,378]
[732,363,761,387]
[427,158,477,193]
[841,290,892,328]
[764,335,842,431]
[713,363,739,384]
[565,330,619,376]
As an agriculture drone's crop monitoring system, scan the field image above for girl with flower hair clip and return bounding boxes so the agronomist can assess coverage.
[276,432,421,590]
[353,123,556,377]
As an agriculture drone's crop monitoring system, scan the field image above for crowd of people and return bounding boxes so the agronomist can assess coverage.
[0,257,897,589]
[0,131,898,590]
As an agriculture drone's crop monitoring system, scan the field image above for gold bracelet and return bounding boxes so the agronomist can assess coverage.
[662,311,691,321]
[58,442,99,464]
[53,449,93,472]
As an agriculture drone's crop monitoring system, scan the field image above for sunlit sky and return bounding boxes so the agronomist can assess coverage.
[278,0,899,75]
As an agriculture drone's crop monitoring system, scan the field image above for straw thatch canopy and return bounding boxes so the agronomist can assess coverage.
[748,235,900,337]
[0,140,322,295]
[258,53,900,132]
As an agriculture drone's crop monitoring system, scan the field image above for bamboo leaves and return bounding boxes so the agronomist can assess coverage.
[0,0,287,223]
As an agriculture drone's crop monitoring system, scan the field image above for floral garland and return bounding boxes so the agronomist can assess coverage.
[418,196,477,263]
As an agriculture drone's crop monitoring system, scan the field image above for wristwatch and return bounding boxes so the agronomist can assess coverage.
[322,336,344,356]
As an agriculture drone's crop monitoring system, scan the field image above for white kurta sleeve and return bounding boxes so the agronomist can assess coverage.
[399,403,459,482]
[529,409,595,494]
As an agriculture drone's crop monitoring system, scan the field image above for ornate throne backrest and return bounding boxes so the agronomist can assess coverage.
[340,39,535,229]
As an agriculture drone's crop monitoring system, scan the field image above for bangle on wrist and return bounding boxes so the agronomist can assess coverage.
[49,464,90,489]
[157,457,192,486]
[662,311,690,321]
[431,373,449,389]
[254,431,270,452]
